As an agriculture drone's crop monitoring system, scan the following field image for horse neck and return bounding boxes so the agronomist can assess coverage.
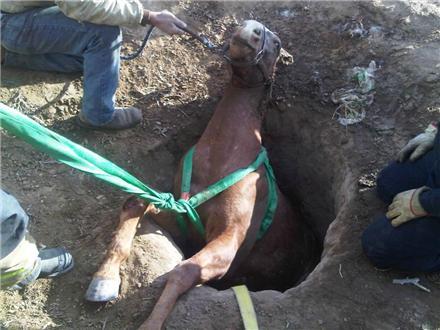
[197,83,266,162]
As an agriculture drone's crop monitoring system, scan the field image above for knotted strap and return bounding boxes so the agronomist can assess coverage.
[178,146,278,238]
[0,103,201,225]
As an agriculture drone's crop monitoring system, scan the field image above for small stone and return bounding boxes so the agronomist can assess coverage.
[276,102,288,112]
[402,16,411,24]
[403,100,416,111]
[425,73,440,83]
[48,107,57,115]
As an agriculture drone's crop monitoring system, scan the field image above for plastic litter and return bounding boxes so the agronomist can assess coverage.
[352,60,377,93]
[279,9,296,18]
[368,26,385,43]
[393,277,431,293]
[331,60,377,126]
[342,18,368,38]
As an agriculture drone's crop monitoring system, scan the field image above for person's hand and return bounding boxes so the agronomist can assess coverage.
[143,10,186,35]
[386,187,429,227]
[397,122,437,162]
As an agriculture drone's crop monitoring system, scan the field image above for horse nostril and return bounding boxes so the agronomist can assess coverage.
[253,28,262,36]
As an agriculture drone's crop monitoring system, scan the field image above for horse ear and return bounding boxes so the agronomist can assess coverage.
[279,48,294,66]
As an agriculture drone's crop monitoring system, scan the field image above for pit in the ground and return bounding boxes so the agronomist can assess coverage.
[172,102,345,293]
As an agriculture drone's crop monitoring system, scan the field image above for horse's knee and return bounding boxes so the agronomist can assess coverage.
[167,262,201,293]
[121,196,147,219]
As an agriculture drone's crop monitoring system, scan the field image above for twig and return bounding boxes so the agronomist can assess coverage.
[101,317,108,330]
[176,108,189,117]
[339,264,344,279]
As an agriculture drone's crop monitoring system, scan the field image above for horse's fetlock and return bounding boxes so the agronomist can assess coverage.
[108,241,130,260]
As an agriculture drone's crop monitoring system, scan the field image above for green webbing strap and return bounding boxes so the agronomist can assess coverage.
[0,103,277,240]
[181,146,195,195]
[179,146,278,238]
[0,102,205,235]
[189,149,268,207]
[175,146,196,236]
[258,159,278,239]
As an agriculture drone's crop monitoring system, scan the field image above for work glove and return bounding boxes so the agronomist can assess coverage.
[397,122,438,162]
[386,187,429,227]
[143,10,187,35]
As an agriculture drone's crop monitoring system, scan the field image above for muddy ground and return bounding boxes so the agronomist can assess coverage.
[1,1,440,329]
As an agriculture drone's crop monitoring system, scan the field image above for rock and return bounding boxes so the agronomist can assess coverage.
[425,72,440,83]
[118,220,183,299]
[280,48,294,65]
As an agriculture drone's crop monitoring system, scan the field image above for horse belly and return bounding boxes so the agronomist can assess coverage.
[229,195,319,291]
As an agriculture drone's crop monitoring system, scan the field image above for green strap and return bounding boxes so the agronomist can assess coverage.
[189,149,268,208]
[0,103,276,241]
[180,146,278,238]
[181,146,195,195]
[258,159,278,239]
[175,146,196,237]
[0,102,205,234]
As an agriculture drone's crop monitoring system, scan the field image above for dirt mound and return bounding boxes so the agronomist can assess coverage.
[1,1,440,329]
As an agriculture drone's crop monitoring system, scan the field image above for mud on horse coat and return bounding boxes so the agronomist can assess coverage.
[86,20,319,329]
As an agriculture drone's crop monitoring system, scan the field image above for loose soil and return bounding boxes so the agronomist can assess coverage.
[1,1,440,329]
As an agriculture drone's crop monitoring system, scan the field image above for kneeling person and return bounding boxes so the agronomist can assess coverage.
[362,122,440,272]
[0,1,186,130]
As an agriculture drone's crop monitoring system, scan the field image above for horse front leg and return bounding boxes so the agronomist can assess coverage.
[85,196,152,302]
[138,228,244,330]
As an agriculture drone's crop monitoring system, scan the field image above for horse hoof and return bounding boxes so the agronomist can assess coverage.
[85,277,121,302]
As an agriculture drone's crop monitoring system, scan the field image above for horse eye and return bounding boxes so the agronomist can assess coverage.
[274,41,281,50]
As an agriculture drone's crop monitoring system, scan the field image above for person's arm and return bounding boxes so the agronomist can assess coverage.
[55,0,186,34]
[419,188,440,217]
[141,10,187,35]
[55,0,144,27]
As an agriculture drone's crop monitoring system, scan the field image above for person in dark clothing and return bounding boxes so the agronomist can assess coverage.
[362,122,440,272]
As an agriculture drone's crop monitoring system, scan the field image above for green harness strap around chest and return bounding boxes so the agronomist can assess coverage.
[176,147,278,240]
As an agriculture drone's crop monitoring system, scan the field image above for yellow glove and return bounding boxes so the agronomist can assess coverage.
[386,187,429,227]
[397,123,438,162]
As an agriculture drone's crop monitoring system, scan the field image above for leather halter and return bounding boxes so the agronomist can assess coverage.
[222,27,273,88]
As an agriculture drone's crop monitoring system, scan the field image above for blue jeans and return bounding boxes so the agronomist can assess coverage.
[362,149,440,272]
[1,6,122,125]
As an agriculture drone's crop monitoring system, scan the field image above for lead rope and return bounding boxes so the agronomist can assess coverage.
[121,24,220,61]
[120,25,155,61]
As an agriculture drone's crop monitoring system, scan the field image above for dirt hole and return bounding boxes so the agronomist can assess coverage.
[152,99,349,294]
[250,100,351,292]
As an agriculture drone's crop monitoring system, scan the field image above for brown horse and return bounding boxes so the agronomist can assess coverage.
[86,20,318,329]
